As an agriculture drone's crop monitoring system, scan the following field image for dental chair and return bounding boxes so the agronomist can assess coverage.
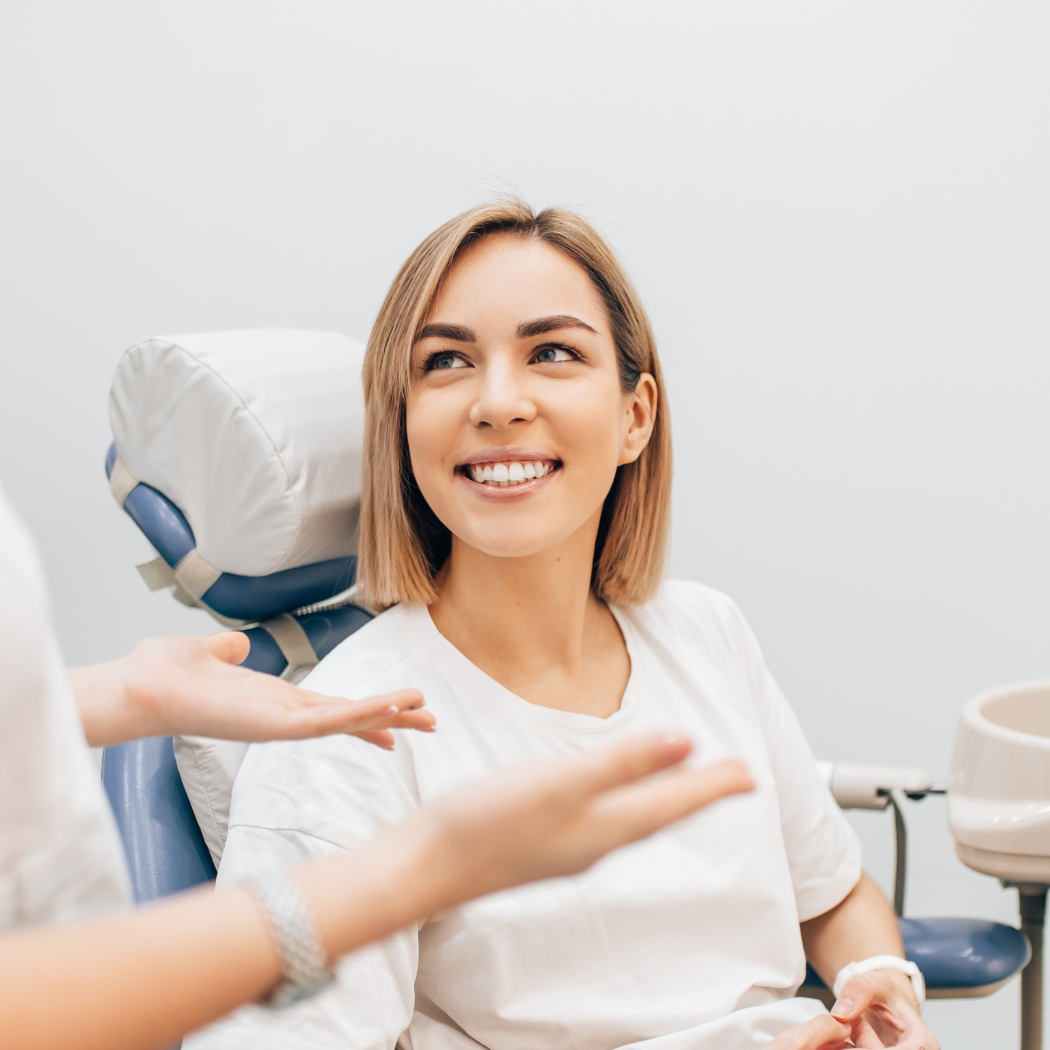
[102,329,374,900]
[100,330,1031,1041]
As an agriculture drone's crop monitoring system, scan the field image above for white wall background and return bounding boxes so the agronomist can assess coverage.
[1,2,1047,1045]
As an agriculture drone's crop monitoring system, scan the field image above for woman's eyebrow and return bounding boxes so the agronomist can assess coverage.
[516,315,599,338]
[416,322,477,343]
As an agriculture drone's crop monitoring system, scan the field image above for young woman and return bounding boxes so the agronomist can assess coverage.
[188,201,939,1050]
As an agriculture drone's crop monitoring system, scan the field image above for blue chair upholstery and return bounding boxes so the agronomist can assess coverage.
[102,736,216,903]
[901,916,1030,995]
[241,604,373,677]
[803,916,1030,1000]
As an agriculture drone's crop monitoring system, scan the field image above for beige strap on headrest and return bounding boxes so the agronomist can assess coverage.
[109,456,138,507]
[174,549,223,602]
[259,613,319,684]
[112,451,228,624]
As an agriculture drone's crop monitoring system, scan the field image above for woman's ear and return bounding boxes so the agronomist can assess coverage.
[618,374,658,466]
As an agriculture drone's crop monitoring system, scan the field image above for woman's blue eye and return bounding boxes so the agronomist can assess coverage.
[535,346,575,363]
[427,352,466,371]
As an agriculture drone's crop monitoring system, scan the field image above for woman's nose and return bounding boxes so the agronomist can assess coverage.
[469,363,536,430]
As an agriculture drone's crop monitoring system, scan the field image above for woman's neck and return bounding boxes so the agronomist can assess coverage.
[428,517,631,718]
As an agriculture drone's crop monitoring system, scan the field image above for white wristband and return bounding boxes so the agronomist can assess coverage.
[832,955,925,1008]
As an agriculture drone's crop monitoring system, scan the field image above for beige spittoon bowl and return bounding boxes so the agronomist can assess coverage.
[949,682,1050,884]
[949,681,1050,1050]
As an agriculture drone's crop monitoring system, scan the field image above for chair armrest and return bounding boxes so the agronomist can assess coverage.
[818,762,933,811]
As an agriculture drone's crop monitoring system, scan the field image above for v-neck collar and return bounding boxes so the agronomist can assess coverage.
[403,602,645,734]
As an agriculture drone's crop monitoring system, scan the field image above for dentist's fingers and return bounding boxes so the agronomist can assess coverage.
[766,1014,853,1050]
[586,759,753,847]
[291,687,426,718]
[414,736,754,905]
[549,733,697,802]
[352,730,396,751]
[203,630,252,665]
[273,693,434,742]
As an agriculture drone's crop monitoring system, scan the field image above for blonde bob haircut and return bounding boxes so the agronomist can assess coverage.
[359,199,671,609]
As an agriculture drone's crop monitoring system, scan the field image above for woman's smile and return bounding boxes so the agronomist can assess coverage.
[456,447,562,498]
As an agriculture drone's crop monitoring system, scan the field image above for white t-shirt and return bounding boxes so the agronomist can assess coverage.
[187,581,860,1050]
[0,485,131,929]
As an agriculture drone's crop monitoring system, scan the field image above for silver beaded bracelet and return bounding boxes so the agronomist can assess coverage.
[245,872,334,1008]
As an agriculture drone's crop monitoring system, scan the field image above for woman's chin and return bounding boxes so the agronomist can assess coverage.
[450,526,580,563]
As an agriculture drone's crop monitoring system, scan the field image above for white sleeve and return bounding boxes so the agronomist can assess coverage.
[184,731,423,1050]
[0,485,131,930]
[721,595,862,922]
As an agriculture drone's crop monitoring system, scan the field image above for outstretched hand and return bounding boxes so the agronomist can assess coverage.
[398,734,753,909]
[70,632,434,748]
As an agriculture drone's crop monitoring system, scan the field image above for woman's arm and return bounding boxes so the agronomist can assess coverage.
[68,632,434,748]
[800,873,939,1049]
[801,873,905,983]
[0,736,751,1050]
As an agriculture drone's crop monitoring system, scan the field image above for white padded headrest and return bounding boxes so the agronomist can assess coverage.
[110,329,365,577]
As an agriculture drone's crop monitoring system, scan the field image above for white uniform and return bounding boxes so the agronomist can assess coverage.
[188,581,860,1050]
[0,485,130,930]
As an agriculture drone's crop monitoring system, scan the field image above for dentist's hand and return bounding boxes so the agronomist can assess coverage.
[69,632,434,748]
[298,734,754,966]
[399,734,753,907]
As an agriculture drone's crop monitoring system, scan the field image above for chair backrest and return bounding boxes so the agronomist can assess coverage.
[101,736,215,903]
[102,328,374,902]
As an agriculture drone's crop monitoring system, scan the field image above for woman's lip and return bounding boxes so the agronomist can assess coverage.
[456,466,558,499]
[457,449,559,468]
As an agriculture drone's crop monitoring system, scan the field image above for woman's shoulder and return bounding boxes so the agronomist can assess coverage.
[616,579,759,662]
[302,602,438,699]
[632,578,745,627]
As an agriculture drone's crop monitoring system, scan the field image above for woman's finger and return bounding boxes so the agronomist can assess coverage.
[830,992,864,1021]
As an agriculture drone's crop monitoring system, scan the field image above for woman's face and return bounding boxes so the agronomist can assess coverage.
[406,233,656,561]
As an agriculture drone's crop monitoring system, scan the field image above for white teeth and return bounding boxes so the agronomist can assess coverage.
[467,460,556,487]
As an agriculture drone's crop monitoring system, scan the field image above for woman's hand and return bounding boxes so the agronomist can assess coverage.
[389,734,753,909]
[829,969,939,1049]
[69,632,434,748]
